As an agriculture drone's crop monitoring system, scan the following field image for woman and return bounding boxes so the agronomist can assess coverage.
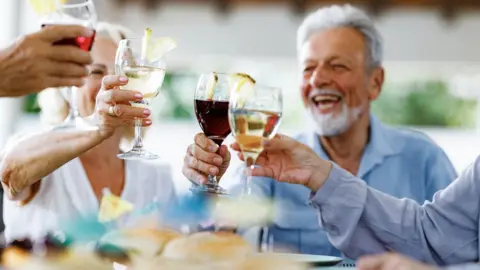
[0,23,176,241]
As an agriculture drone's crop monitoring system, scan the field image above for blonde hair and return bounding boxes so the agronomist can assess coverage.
[37,22,138,146]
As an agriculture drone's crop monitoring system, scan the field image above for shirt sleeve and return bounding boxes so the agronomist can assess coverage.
[425,146,457,200]
[309,158,480,266]
[443,263,480,270]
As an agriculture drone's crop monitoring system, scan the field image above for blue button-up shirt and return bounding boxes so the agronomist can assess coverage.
[310,155,480,268]
[232,116,457,256]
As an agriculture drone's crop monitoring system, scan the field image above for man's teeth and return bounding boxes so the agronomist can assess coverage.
[318,103,335,110]
[313,95,341,103]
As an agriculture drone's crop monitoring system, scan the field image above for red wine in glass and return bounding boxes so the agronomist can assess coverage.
[41,24,96,51]
[194,99,231,146]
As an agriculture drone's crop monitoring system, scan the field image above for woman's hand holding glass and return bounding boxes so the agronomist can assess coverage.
[182,133,232,186]
[94,75,152,138]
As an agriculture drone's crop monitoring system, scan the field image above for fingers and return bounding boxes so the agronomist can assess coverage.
[218,145,231,164]
[250,165,275,179]
[230,142,240,152]
[186,144,222,173]
[98,88,143,104]
[262,134,298,151]
[184,153,219,176]
[46,62,88,77]
[102,75,130,90]
[97,103,151,119]
[38,25,94,43]
[194,133,219,153]
[48,46,92,65]
[123,118,152,127]
[182,166,207,185]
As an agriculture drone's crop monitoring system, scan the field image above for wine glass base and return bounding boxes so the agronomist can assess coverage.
[117,149,160,160]
[189,184,229,195]
[52,117,99,132]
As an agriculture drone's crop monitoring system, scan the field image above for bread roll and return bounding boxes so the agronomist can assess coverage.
[100,228,182,257]
[162,232,252,263]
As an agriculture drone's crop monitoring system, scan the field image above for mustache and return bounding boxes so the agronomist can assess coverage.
[308,89,343,100]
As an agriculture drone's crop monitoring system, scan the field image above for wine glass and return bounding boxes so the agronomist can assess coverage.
[229,84,283,196]
[190,72,232,195]
[115,38,166,160]
[41,0,98,131]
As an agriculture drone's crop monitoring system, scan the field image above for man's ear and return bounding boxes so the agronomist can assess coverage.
[368,67,384,101]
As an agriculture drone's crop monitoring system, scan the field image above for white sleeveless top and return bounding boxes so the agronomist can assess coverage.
[3,158,176,242]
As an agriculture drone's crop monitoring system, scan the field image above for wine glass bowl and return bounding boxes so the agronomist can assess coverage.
[229,83,283,196]
[42,0,98,131]
[115,38,167,160]
[190,72,232,195]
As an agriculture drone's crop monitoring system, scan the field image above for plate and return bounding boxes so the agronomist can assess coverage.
[264,253,343,267]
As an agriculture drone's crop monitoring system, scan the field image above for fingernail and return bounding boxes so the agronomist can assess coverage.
[213,157,222,165]
[144,119,152,125]
[135,93,143,99]
[209,167,218,175]
[209,145,219,152]
[119,76,128,82]
[143,109,151,116]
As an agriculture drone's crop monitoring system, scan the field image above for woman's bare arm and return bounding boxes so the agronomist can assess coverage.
[0,129,107,200]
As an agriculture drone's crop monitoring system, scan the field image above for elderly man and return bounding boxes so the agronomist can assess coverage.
[182,5,457,256]
[228,134,480,269]
[0,25,93,97]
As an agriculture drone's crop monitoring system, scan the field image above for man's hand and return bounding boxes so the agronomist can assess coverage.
[182,133,231,185]
[358,253,436,270]
[231,134,332,192]
[0,25,94,97]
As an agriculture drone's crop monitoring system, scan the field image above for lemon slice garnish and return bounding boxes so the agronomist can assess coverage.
[229,73,256,107]
[98,188,134,223]
[148,37,177,62]
[29,0,65,15]
[205,72,219,100]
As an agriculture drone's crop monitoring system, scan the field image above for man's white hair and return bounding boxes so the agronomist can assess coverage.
[297,4,383,68]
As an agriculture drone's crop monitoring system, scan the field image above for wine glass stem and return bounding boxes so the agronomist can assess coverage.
[70,87,81,118]
[206,174,218,186]
[243,164,254,196]
[132,118,144,149]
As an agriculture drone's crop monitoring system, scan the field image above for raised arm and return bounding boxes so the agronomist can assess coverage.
[0,129,106,200]
[231,134,480,266]
[0,75,151,200]
[311,162,479,265]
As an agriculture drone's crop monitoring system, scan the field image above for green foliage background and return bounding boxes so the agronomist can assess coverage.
[24,73,477,128]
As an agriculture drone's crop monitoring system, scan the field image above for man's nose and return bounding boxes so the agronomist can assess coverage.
[310,65,333,89]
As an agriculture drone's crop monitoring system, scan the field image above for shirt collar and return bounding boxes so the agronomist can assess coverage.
[306,115,400,177]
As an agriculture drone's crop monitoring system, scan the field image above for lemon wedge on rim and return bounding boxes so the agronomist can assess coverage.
[205,72,219,100]
[229,73,256,107]
[148,37,177,61]
[29,0,65,15]
[141,28,177,62]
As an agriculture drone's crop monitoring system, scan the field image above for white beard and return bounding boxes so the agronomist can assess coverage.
[307,102,363,136]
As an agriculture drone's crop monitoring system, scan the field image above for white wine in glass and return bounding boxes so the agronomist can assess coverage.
[116,66,166,108]
[115,33,175,160]
[229,80,283,196]
[230,109,282,164]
